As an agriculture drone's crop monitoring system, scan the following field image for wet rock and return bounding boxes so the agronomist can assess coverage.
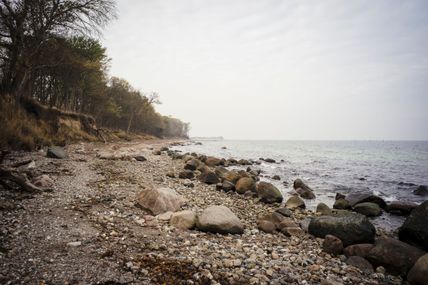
[284,196,305,209]
[47,146,68,159]
[264,158,276,163]
[413,185,428,196]
[407,253,428,285]
[170,210,197,229]
[353,202,382,217]
[399,200,428,251]
[238,159,251,165]
[31,175,54,188]
[178,170,194,179]
[345,192,387,209]
[333,198,351,210]
[153,150,162,155]
[323,235,343,255]
[198,170,220,185]
[344,244,374,258]
[235,177,256,194]
[223,170,241,184]
[136,187,185,215]
[196,205,244,234]
[367,237,425,276]
[308,212,376,246]
[256,182,283,203]
[346,256,374,273]
[294,179,316,199]
[316,203,332,216]
[386,201,418,215]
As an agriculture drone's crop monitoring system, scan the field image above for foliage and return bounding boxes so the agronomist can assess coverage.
[0,0,189,147]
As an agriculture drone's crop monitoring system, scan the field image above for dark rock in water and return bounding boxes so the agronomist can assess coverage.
[316,203,332,216]
[333,198,351,210]
[47,146,68,159]
[367,237,425,276]
[353,202,382,217]
[386,201,418,216]
[152,150,162,155]
[399,200,428,251]
[344,244,375,258]
[285,196,305,209]
[134,155,147,162]
[293,179,316,199]
[335,193,346,200]
[398,182,417,187]
[308,212,376,246]
[346,256,374,273]
[178,170,194,179]
[275,207,293,217]
[322,235,343,255]
[256,182,283,204]
[238,159,251,165]
[264,158,276,163]
[214,166,229,179]
[235,177,256,194]
[196,205,244,235]
[296,187,316,199]
[271,175,281,180]
[413,185,428,196]
[345,192,387,209]
[198,170,220,185]
[407,253,428,285]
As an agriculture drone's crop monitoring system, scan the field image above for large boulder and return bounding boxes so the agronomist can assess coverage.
[399,200,428,251]
[407,254,428,285]
[205,156,223,167]
[196,205,244,234]
[198,170,220,185]
[308,212,376,246]
[294,179,316,199]
[353,202,382,217]
[235,177,256,194]
[366,237,425,276]
[184,159,199,171]
[284,196,305,209]
[223,170,241,184]
[256,182,283,203]
[47,146,68,159]
[345,192,387,209]
[170,210,197,229]
[136,187,185,215]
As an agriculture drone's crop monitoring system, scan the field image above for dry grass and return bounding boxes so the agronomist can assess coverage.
[0,96,97,150]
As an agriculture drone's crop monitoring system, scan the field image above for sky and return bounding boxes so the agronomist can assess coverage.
[101,0,428,140]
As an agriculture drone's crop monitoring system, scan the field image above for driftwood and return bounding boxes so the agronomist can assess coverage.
[0,166,41,192]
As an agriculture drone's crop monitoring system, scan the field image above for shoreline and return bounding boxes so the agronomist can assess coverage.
[0,139,419,284]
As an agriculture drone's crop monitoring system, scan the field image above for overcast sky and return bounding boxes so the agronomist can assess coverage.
[102,0,428,140]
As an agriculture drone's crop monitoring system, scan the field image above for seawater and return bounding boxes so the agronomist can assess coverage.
[174,140,428,230]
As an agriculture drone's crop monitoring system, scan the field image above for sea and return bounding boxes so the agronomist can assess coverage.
[173,140,428,230]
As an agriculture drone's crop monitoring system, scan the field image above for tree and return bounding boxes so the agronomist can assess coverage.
[0,0,116,96]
